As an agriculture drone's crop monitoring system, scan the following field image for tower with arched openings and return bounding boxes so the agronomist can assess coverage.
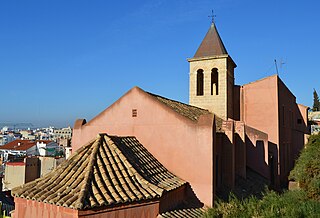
[188,22,237,120]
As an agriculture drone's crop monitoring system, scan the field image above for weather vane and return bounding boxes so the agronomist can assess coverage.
[208,10,216,24]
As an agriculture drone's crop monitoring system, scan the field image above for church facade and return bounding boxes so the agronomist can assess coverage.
[12,22,309,217]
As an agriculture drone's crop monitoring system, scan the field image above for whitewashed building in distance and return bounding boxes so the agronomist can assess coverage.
[309,111,320,134]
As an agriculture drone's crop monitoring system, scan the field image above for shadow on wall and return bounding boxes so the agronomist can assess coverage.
[215,133,232,198]
[221,134,235,191]
[246,136,280,190]
[246,136,269,181]
[235,133,245,179]
[159,182,204,213]
[173,183,204,211]
[225,138,278,200]
[268,142,278,190]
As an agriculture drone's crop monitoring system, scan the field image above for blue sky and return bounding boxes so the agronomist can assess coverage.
[1,0,319,127]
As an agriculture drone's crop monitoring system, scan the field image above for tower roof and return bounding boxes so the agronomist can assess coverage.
[193,23,228,58]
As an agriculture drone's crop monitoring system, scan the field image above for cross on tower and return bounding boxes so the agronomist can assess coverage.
[208,10,216,24]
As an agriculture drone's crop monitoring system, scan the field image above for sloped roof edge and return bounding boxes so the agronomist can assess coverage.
[193,23,228,58]
[76,86,212,129]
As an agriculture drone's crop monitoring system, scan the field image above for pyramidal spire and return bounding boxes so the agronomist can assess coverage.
[193,22,228,58]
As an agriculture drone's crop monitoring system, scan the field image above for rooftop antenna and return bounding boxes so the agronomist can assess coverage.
[274,59,279,76]
[208,10,216,24]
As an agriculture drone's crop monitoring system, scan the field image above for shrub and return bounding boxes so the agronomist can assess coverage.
[204,190,320,217]
[289,134,320,200]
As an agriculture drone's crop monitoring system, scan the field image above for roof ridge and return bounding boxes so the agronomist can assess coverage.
[111,136,186,192]
[104,135,164,196]
[146,92,212,121]
[242,74,278,86]
[147,92,209,112]
[75,134,102,209]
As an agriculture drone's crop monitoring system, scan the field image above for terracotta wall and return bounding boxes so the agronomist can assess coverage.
[13,198,159,218]
[73,87,215,207]
[78,201,160,218]
[13,197,78,218]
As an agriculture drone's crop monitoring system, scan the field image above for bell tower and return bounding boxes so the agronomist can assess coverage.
[188,22,237,120]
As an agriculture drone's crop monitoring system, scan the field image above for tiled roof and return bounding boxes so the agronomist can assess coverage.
[158,207,205,218]
[12,134,185,210]
[193,23,228,58]
[148,92,212,121]
[0,140,36,151]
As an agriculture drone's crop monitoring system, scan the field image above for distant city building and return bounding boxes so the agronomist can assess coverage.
[53,126,72,139]
[36,140,62,157]
[64,146,72,159]
[0,140,38,160]
[1,126,10,133]
[3,157,39,191]
[56,138,71,147]
[309,111,320,134]
[38,156,65,177]
[0,134,15,146]
[0,140,62,164]
[19,130,35,140]
[2,156,64,191]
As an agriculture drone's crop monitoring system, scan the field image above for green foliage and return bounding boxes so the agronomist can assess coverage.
[313,89,320,111]
[289,134,320,200]
[203,190,320,217]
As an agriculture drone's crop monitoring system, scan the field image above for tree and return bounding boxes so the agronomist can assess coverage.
[313,89,320,111]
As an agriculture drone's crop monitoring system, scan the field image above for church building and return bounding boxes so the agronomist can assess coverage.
[12,22,309,218]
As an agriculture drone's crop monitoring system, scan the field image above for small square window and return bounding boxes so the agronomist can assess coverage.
[132,109,137,117]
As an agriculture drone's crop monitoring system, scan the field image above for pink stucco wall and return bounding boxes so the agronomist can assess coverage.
[277,79,308,185]
[78,201,159,218]
[241,75,308,187]
[241,75,279,145]
[72,87,215,207]
[13,197,160,218]
[241,75,280,186]
[13,197,78,218]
